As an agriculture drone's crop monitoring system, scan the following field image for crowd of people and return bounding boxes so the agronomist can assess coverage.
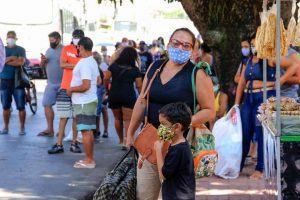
[0,25,299,199]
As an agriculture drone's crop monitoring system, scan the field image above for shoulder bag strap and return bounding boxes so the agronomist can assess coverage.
[191,61,211,114]
[141,60,168,124]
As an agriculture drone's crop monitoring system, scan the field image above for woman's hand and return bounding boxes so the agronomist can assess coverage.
[126,135,134,147]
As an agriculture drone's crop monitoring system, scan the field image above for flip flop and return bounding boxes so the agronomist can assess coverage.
[73,161,96,169]
[37,131,54,137]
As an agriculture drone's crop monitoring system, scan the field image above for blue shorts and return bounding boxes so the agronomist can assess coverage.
[0,79,26,110]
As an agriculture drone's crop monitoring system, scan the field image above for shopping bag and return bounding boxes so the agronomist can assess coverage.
[93,147,138,200]
[63,129,83,143]
[187,124,218,178]
[212,105,242,179]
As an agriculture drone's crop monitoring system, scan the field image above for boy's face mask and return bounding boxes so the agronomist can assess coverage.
[157,124,175,141]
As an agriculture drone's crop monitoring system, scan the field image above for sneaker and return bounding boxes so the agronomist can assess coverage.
[94,132,100,140]
[48,144,64,154]
[102,131,108,138]
[70,142,82,153]
[0,129,9,135]
[19,131,26,135]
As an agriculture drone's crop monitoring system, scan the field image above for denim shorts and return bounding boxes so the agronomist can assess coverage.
[0,79,26,110]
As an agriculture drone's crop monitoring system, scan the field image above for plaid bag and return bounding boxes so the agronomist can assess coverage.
[93,147,138,200]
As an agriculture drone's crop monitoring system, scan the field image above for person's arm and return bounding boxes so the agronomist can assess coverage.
[5,56,17,63]
[6,57,25,66]
[235,66,247,105]
[126,64,154,147]
[154,140,165,182]
[135,77,142,94]
[6,47,26,67]
[104,70,111,89]
[191,69,215,125]
[67,64,92,96]
[234,63,244,84]
[284,54,300,84]
[60,47,75,69]
[270,57,299,85]
[40,53,48,67]
[216,92,228,118]
[68,79,91,96]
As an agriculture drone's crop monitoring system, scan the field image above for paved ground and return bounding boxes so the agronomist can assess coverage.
[196,166,277,200]
[0,80,276,200]
[0,80,124,200]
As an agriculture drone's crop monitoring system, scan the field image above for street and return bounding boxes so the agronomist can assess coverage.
[0,80,124,200]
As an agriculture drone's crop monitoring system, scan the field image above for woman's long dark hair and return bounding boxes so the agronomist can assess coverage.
[113,46,138,68]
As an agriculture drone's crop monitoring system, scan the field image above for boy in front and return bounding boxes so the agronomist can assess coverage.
[154,102,195,200]
[67,37,99,168]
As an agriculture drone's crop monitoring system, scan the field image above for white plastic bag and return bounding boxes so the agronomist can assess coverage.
[63,128,82,143]
[212,105,242,179]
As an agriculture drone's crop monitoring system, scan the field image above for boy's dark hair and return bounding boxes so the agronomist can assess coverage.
[159,102,192,131]
[7,31,16,37]
[48,31,61,39]
[72,29,85,38]
[78,37,93,51]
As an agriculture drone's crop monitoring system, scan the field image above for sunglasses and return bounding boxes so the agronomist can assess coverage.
[169,39,193,51]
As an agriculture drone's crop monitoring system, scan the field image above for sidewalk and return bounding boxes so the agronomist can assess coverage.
[196,165,277,200]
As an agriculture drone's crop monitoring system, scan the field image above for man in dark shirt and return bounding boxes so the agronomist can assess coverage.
[138,41,153,78]
[0,31,27,135]
[155,102,195,200]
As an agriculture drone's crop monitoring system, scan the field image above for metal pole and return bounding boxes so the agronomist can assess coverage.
[275,0,282,199]
[263,59,267,102]
[262,0,267,103]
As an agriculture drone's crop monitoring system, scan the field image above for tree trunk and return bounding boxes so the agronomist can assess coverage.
[179,0,293,88]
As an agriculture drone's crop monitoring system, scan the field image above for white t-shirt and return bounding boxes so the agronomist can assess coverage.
[71,56,99,104]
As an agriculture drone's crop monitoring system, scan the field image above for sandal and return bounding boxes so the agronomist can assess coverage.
[37,131,54,137]
[249,171,263,180]
[73,161,96,169]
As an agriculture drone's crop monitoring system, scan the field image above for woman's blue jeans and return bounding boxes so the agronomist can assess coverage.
[240,90,276,172]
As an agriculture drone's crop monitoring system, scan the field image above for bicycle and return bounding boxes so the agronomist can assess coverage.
[24,64,38,114]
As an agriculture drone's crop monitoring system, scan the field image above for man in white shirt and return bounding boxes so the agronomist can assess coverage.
[67,37,100,169]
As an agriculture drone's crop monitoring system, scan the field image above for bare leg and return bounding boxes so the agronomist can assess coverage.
[122,107,133,146]
[72,118,78,144]
[57,118,68,146]
[3,109,10,131]
[81,130,94,163]
[112,109,123,144]
[45,106,55,134]
[19,109,26,132]
[102,107,109,133]
[96,116,100,134]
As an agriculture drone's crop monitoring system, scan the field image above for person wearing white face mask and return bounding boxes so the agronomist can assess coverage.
[234,37,252,84]
[48,29,84,154]
[0,31,27,135]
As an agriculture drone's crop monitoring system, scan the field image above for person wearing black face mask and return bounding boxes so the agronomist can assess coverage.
[38,31,63,137]
[138,41,152,79]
